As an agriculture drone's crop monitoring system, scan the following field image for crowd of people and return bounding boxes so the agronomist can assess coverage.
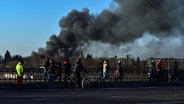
[147,59,178,82]
[97,59,123,82]
[15,56,179,91]
[43,57,179,84]
[97,58,179,83]
[43,56,124,84]
[43,56,88,87]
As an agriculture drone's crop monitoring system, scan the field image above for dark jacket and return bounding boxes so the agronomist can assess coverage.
[44,58,50,71]
[73,61,86,74]
[63,60,71,73]
[49,63,57,74]
[117,63,123,76]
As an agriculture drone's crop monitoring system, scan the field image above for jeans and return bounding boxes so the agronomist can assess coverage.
[44,71,48,83]
[101,71,107,80]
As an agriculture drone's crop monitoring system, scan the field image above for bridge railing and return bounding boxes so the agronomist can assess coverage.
[1,68,184,84]
[0,68,151,84]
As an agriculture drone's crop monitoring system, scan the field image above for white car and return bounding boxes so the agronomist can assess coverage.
[23,73,34,80]
[4,73,34,80]
[4,73,17,79]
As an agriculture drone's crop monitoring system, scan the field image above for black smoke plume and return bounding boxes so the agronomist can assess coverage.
[35,0,184,59]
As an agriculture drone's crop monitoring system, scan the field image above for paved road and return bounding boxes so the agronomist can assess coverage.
[0,87,184,104]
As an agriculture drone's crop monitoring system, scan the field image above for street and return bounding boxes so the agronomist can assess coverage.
[0,86,184,104]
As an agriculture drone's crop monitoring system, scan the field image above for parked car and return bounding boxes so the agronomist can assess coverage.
[4,73,34,80]
[4,73,17,79]
[23,73,34,80]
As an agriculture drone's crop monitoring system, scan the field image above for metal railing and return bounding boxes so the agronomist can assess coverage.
[0,68,150,84]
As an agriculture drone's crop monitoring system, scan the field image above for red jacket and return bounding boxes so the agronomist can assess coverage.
[156,60,164,71]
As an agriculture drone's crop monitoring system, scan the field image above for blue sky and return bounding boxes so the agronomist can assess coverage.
[0,0,112,57]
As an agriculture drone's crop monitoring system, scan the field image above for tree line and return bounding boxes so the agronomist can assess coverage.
[0,50,148,71]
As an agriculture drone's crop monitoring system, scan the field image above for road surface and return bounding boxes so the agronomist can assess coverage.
[0,87,184,104]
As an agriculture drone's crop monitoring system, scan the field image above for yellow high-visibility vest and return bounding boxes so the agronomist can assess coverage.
[16,62,24,77]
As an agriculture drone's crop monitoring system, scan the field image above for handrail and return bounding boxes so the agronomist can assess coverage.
[0,68,183,83]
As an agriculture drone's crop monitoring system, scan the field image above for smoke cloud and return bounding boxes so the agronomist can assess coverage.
[37,0,184,59]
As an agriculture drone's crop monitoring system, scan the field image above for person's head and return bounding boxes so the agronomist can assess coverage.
[80,51,83,55]
[103,60,107,64]
[50,59,55,64]
[20,60,24,64]
[151,60,155,64]
[118,60,121,64]
[174,61,177,65]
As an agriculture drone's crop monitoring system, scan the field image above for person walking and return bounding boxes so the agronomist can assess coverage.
[73,58,87,88]
[56,60,63,82]
[156,59,164,81]
[148,60,156,82]
[48,59,57,82]
[43,57,50,83]
[15,60,24,91]
[101,60,108,80]
[98,59,103,80]
[63,58,71,83]
[114,60,123,82]
[170,61,178,82]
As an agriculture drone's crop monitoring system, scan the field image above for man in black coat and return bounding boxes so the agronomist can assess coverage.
[63,58,71,83]
[73,58,87,88]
